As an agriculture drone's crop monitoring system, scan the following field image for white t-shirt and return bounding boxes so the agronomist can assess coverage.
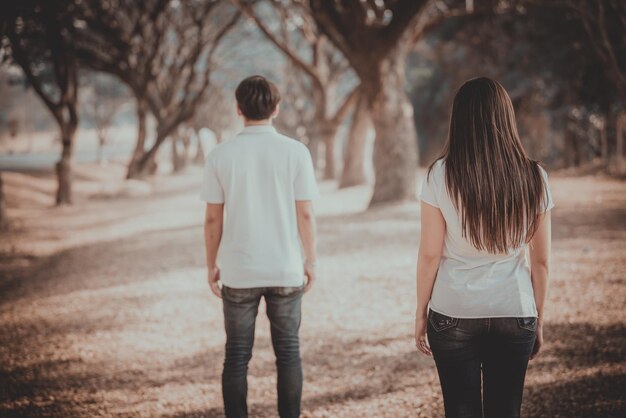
[419,159,554,318]
[200,125,319,289]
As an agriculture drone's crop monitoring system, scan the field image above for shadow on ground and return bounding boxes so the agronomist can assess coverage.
[1,320,624,417]
[1,177,625,417]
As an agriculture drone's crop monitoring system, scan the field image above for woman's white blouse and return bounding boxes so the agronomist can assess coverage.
[419,159,554,318]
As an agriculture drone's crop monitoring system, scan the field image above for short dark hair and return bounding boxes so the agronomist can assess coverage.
[235,75,281,120]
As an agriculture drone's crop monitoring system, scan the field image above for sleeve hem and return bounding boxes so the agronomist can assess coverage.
[419,194,439,208]
[295,193,320,201]
[199,195,225,204]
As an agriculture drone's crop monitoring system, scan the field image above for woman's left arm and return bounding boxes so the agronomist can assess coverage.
[415,201,446,355]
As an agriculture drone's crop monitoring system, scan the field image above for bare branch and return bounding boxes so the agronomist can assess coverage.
[330,86,359,126]
[230,0,320,83]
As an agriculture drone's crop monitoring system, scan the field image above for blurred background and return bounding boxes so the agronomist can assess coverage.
[0,1,624,417]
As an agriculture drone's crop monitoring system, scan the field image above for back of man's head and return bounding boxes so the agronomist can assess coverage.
[235,75,281,121]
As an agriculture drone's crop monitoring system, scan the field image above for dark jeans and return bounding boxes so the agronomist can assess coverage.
[221,285,304,418]
[427,309,537,418]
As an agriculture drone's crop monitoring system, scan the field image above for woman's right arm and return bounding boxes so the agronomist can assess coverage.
[529,211,552,359]
[415,201,446,355]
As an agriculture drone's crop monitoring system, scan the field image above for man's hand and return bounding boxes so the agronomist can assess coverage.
[303,261,316,293]
[208,267,222,298]
[296,201,316,293]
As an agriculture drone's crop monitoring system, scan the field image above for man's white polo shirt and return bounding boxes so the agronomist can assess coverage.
[200,125,319,289]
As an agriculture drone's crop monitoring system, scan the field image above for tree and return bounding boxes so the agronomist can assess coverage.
[0,173,7,229]
[560,0,626,166]
[0,68,12,138]
[309,0,483,205]
[339,90,371,188]
[74,0,240,178]
[3,0,80,205]
[561,1,626,104]
[81,72,129,164]
[273,60,317,153]
[309,0,425,204]
[72,0,166,178]
[407,1,623,168]
[171,125,193,173]
[232,0,358,179]
[189,85,238,164]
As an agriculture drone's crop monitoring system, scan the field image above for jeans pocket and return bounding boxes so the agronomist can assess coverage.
[516,317,538,332]
[222,286,259,303]
[274,285,305,297]
[428,310,459,332]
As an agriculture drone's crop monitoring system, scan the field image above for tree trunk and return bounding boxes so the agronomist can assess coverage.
[55,125,75,205]
[0,172,8,229]
[564,127,581,167]
[365,47,418,206]
[571,131,581,167]
[127,98,148,179]
[133,129,165,177]
[133,113,190,177]
[54,107,77,206]
[340,95,370,188]
[172,136,186,173]
[97,132,106,165]
[308,137,319,171]
[193,130,205,165]
[147,152,159,175]
[618,111,625,170]
[182,130,191,166]
[601,122,608,163]
[321,123,341,180]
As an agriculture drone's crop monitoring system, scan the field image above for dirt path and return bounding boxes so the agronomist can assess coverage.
[0,165,625,417]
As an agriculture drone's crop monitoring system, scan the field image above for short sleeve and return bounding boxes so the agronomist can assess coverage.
[539,167,555,213]
[200,154,225,204]
[294,147,320,201]
[419,164,440,208]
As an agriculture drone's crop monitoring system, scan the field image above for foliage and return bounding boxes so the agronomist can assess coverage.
[409,1,625,166]
[1,0,80,204]
[73,0,240,175]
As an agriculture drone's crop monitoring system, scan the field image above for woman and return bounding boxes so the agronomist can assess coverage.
[414,77,554,418]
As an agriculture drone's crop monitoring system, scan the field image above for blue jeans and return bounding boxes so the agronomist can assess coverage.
[427,309,537,418]
[221,285,304,418]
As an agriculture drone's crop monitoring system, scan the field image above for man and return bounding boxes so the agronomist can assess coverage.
[201,75,319,418]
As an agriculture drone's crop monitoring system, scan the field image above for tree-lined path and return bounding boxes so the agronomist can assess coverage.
[0,165,624,417]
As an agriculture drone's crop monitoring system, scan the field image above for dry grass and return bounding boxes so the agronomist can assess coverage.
[0,164,624,417]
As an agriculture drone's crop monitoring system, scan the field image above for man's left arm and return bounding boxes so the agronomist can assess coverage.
[204,203,224,298]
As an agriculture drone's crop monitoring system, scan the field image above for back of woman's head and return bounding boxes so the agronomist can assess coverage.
[433,77,547,253]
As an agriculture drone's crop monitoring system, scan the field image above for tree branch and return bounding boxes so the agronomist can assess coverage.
[330,86,359,126]
[230,0,321,83]
[5,31,60,118]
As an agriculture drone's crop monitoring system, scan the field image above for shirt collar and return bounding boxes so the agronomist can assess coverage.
[241,124,276,134]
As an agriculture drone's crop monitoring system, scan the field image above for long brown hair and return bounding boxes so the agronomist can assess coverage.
[429,77,547,254]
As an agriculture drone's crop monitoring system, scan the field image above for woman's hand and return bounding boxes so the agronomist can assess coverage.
[530,319,544,360]
[415,312,432,356]
[415,202,444,356]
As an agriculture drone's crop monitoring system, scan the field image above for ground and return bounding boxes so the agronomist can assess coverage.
[0,162,625,418]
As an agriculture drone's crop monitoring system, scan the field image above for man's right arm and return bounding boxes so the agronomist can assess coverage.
[204,203,224,298]
[296,200,316,292]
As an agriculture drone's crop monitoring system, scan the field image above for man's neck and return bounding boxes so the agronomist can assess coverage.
[244,119,272,127]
